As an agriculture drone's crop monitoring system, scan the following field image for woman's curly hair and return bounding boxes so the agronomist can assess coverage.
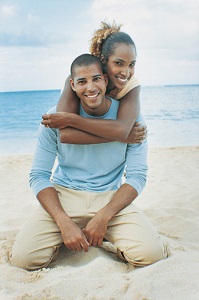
[90,21,122,57]
[90,21,136,63]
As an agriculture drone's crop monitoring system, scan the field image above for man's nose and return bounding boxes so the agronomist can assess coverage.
[86,81,96,91]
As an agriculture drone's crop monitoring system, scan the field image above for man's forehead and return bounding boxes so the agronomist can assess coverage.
[73,64,103,78]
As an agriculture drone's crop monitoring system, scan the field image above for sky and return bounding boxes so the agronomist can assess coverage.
[0,0,199,92]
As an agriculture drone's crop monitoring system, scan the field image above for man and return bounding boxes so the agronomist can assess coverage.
[11,54,167,270]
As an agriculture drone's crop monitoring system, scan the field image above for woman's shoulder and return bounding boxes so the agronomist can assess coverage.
[116,75,140,100]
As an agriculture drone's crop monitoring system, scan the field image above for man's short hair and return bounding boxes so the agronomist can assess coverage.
[70,54,104,79]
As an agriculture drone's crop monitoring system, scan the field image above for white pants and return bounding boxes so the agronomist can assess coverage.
[11,184,167,270]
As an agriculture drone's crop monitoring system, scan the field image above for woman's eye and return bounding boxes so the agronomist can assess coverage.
[115,61,122,66]
[130,62,135,67]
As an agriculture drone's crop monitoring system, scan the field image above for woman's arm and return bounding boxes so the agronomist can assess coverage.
[43,86,141,141]
[59,122,146,144]
[59,127,112,144]
[56,76,79,114]
[69,86,141,140]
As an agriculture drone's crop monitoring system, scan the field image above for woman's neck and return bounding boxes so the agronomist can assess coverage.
[106,81,116,93]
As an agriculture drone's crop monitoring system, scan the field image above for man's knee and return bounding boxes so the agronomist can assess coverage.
[118,238,168,267]
[10,250,36,270]
[10,243,58,271]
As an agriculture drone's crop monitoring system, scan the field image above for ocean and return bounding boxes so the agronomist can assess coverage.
[0,85,199,154]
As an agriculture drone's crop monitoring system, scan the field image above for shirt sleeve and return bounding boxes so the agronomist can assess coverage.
[124,114,148,195]
[29,111,58,196]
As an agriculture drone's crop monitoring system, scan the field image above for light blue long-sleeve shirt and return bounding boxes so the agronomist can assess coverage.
[29,98,148,196]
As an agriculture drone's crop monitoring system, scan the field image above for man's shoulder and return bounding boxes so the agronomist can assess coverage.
[107,96,120,107]
[107,97,120,116]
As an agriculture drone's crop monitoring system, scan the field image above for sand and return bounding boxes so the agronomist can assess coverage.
[0,146,199,300]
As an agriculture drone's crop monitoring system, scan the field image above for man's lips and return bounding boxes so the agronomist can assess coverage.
[85,93,100,98]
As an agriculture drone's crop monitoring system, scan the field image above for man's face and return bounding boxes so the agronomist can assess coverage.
[70,63,108,116]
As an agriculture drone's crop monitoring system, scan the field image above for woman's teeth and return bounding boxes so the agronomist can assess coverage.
[117,77,128,83]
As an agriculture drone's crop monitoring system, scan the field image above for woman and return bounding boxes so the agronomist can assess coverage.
[42,21,147,144]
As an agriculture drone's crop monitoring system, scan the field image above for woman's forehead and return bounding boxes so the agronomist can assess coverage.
[110,44,136,61]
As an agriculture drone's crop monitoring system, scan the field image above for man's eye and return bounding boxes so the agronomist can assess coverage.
[115,62,122,66]
[94,77,101,81]
[78,81,85,85]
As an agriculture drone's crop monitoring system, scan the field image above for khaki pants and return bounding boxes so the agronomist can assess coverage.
[11,184,167,270]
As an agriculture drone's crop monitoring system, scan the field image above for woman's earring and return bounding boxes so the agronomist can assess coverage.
[100,55,106,65]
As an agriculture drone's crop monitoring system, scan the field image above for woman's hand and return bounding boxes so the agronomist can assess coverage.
[124,122,147,144]
[41,112,70,129]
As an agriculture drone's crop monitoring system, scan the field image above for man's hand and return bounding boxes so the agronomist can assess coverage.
[84,211,109,247]
[59,218,90,252]
[41,112,70,129]
[124,122,147,144]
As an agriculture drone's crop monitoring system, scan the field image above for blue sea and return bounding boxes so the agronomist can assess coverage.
[0,85,199,154]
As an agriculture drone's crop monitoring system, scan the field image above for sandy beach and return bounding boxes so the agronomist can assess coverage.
[0,146,199,300]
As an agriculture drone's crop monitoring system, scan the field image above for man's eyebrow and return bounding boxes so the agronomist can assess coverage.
[76,74,102,81]
[93,74,102,78]
[76,77,86,81]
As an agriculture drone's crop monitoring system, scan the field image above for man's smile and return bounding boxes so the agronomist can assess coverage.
[85,93,100,99]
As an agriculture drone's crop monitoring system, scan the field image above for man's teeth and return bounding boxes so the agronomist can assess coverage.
[117,77,128,82]
[86,94,98,98]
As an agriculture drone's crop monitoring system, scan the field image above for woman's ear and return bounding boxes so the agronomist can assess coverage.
[70,78,76,91]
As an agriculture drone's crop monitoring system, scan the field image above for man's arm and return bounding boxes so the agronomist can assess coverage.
[83,183,138,246]
[30,116,89,252]
[37,187,89,252]
[84,118,148,246]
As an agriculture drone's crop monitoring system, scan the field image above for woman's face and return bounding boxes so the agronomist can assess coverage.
[105,43,136,90]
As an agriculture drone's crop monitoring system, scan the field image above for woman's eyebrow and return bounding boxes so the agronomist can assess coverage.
[114,58,125,62]
[114,58,136,63]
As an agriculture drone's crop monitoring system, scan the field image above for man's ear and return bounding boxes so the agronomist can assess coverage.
[70,78,76,91]
[104,74,108,86]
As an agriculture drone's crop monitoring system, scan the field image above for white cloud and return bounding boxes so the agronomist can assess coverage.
[0,4,18,17]
[89,0,199,48]
[86,0,199,85]
[27,13,39,23]
[0,0,198,91]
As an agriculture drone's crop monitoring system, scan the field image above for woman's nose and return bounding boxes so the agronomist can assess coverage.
[121,67,130,77]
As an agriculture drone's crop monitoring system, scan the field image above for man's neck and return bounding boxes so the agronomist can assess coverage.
[82,97,111,117]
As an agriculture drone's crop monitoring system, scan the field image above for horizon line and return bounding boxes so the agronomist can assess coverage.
[1,83,199,94]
